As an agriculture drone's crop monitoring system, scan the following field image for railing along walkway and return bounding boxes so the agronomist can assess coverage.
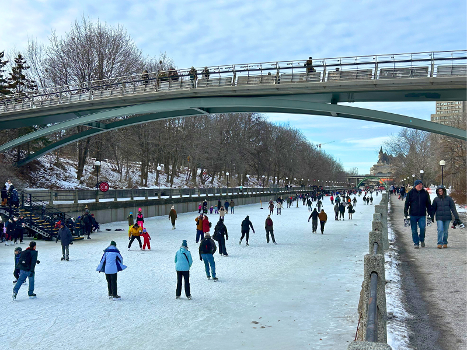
[1,50,466,114]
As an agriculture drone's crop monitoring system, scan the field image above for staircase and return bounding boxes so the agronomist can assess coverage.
[0,190,83,240]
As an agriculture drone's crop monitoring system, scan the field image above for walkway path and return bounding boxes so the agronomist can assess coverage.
[389,196,466,350]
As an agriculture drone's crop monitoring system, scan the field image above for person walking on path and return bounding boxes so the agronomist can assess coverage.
[136,208,144,229]
[276,201,282,215]
[128,223,143,250]
[214,219,229,256]
[239,216,255,246]
[13,241,40,300]
[96,241,127,300]
[318,209,328,234]
[195,214,204,243]
[199,233,218,280]
[175,240,192,299]
[219,206,226,222]
[169,206,177,229]
[404,180,432,249]
[229,200,235,214]
[127,212,134,231]
[308,208,319,233]
[265,215,277,244]
[141,228,151,250]
[431,186,460,249]
[56,222,73,261]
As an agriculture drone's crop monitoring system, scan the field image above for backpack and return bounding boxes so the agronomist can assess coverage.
[212,228,220,241]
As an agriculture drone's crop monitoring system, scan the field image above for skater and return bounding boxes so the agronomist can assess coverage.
[339,202,346,220]
[13,246,22,283]
[348,203,354,220]
[308,208,319,233]
[330,195,334,205]
[269,201,274,215]
[240,216,255,246]
[265,215,276,244]
[169,206,177,229]
[214,219,229,256]
[219,206,226,221]
[431,186,460,249]
[198,203,202,214]
[199,232,217,280]
[96,241,127,300]
[128,223,143,250]
[56,222,73,261]
[6,218,15,246]
[352,197,357,207]
[334,203,339,221]
[137,208,144,229]
[363,195,367,204]
[13,241,40,300]
[175,240,192,299]
[404,180,432,249]
[195,213,204,243]
[210,206,213,214]
[366,197,370,205]
[318,209,328,234]
[202,214,211,237]
[224,200,229,214]
[203,199,208,214]
[369,196,373,205]
[276,200,282,215]
[317,199,322,212]
[141,228,151,250]
[230,199,235,214]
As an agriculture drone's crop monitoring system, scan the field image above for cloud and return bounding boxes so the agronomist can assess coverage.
[343,136,392,149]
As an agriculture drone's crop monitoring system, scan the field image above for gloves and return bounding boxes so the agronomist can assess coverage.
[128,236,131,240]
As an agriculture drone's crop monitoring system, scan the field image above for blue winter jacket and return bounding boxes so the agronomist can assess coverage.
[432,189,459,222]
[96,246,127,274]
[175,247,193,271]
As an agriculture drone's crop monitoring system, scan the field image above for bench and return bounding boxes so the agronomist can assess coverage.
[197,77,233,88]
[436,65,467,76]
[379,67,429,79]
[327,69,373,81]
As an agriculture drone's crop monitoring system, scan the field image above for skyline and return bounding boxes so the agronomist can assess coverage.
[1,0,465,174]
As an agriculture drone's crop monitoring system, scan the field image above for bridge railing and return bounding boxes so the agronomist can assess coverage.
[1,50,466,114]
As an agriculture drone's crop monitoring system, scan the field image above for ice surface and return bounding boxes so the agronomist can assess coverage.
[1,197,392,350]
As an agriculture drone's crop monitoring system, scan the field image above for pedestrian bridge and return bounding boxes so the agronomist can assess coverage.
[1,50,466,165]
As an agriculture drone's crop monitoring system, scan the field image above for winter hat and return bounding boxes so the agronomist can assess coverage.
[15,247,22,252]
[171,206,175,209]
[138,208,142,212]
[414,180,423,186]
[181,240,188,248]
[204,232,211,237]
[143,229,147,232]
[110,241,117,247]
[129,212,133,215]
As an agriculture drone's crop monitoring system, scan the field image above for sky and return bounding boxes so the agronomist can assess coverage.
[1,0,466,174]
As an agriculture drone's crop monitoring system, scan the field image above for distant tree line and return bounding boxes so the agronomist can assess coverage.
[0,17,347,188]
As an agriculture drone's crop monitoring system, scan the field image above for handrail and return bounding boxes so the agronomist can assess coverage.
[0,50,465,115]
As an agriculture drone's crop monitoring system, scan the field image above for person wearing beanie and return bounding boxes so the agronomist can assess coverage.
[214,219,229,256]
[96,242,127,300]
[127,212,134,231]
[318,209,328,234]
[175,240,193,299]
[309,208,320,232]
[13,247,22,283]
[137,208,144,230]
[199,233,217,280]
[141,228,151,250]
[404,180,432,249]
[240,216,255,246]
[56,222,73,261]
[128,223,143,251]
[13,241,40,300]
[431,186,460,249]
[169,206,177,229]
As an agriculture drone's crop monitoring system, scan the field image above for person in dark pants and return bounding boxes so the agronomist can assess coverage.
[97,241,127,300]
[13,241,40,300]
[318,209,327,234]
[128,223,142,250]
[82,212,92,239]
[239,216,255,246]
[404,180,432,249]
[175,240,192,299]
[265,215,276,244]
[308,208,319,233]
[214,219,228,256]
[56,222,73,261]
[195,213,204,243]
[339,202,345,220]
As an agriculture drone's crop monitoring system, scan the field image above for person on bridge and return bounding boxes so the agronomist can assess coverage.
[318,209,327,234]
[431,186,460,249]
[169,206,177,229]
[240,216,255,246]
[56,222,73,261]
[128,223,143,250]
[304,57,316,74]
[404,180,432,249]
[308,208,319,233]
[137,209,144,230]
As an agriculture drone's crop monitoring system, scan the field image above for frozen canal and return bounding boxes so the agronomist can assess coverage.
[0,196,381,350]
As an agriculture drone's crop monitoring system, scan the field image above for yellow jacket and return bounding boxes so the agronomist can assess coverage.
[129,225,142,237]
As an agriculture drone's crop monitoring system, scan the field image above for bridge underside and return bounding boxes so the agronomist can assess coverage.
[1,93,466,166]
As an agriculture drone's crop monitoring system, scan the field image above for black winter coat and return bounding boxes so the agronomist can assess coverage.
[199,237,217,256]
[56,226,73,246]
[17,248,38,272]
[404,188,432,217]
[241,218,254,232]
[432,193,459,222]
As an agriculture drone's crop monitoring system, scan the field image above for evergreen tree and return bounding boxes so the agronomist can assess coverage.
[0,51,10,97]
[8,53,37,99]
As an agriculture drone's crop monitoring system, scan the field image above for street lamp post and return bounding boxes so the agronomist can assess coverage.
[94,160,101,189]
[420,170,424,184]
[261,175,265,189]
[226,172,229,188]
[157,165,162,195]
[412,174,415,186]
[439,160,445,186]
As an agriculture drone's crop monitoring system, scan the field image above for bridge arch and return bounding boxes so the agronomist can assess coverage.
[356,176,392,189]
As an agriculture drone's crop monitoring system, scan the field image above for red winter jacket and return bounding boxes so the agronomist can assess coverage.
[202,217,211,233]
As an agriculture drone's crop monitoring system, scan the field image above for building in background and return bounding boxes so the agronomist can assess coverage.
[431,101,466,125]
